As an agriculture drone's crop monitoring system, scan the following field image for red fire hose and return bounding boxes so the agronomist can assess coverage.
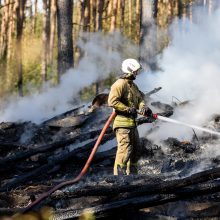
[23,111,117,213]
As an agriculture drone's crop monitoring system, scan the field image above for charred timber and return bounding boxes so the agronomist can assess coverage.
[1,179,220,217]
[51,179,220,219]
[0,133,115,192]
[0,141,26,155]
[0,112,163,169]
[51,167,220,199]
[42,105,85,125]
[0,128,112,168]
[145,87,162,97]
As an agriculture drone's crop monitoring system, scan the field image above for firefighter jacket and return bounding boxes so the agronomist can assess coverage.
[108,78,145,130]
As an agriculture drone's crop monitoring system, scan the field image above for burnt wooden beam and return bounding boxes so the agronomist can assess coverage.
[51,167,220,200]
[0,110,160,169]
[0,112,157,171]
[0,133,115,192]
[0,142,27,156]
[41,105,85,125]
[0,208,22,216]
[0,128,112,168]
[51,179,220,219]
[1,179,220,217]
[145,87,162,97]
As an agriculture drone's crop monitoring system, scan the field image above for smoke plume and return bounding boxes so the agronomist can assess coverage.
[137,7,220,143]
[0,32,138,123]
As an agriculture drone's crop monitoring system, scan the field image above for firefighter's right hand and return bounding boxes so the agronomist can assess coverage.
[127,107,137,117]
[140,107,153,117]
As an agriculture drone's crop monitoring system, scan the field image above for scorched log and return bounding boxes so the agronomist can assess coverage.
[0,133,115,192]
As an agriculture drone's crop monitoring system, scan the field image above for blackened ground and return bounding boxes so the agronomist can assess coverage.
[0,103,220,219]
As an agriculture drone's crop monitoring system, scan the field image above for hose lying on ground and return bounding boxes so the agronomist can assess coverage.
[23,111,116,213]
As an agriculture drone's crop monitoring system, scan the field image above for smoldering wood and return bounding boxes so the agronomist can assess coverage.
[0,108,164,170]
[145,87,162,97]
[0,122,30,142]
[1,99,220,218]
[0,141,26,155]
[0,133,115,192]
[51,179,220,219]
[1,178,220,217]
[51,167,220,200]
[46,114,92,128]
[191,202,220,217]
[0,128,110,167]
[163,137,198,153]
[42,105,85,125]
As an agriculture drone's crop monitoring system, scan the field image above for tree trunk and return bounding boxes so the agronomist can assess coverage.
[110,0,117,32]
[49,0,57,64]
[140,0,153,43]
[128,0,132,36]
[26,0,33,33]
[120,0,125,30]
[0,0,10,59]
[42,0,49,82]
[57,0,74,77]
[91,0,96,31]
[153,0,158,18]
[80,0,86,30]
[15,0,26,96]
[32,0,38,33]
[84,0,90,32]
[80,0,90,32]
[7,0,14,60]
[107,0,112,16]
[136,0,141,42]
[177,0,183,18]
[93,0,102,95]
[96,0,104,31]
[139,0,153,63]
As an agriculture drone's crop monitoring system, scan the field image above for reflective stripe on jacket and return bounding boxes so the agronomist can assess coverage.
[108,78,145,130]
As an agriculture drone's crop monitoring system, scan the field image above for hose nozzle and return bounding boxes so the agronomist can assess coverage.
[153,114,158,119]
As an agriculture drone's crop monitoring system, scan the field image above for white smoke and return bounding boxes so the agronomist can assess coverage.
[0,32,138,123]
[137,7,220,143]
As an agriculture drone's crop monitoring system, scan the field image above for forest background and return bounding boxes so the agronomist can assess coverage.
[0,0,215,106]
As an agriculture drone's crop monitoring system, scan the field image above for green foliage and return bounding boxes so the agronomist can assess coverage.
[0,0,199,99]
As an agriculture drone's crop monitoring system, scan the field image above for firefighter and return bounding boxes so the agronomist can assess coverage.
[108,58,156,175]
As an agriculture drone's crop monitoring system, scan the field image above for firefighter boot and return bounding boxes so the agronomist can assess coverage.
[117,165,127,175]
[129,165,138,175]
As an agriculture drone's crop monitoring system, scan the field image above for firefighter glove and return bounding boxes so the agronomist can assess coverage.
[140,107,153,117]
[127,107,137,117]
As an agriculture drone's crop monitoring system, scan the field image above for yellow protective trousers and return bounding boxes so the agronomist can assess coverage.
[114,127,140,175]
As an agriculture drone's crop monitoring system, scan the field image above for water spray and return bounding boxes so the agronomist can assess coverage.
[157,115,220,137]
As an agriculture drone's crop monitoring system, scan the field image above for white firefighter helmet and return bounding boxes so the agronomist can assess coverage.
[121,58,142,74]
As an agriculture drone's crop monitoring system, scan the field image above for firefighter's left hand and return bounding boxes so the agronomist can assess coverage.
[145,113,157,123]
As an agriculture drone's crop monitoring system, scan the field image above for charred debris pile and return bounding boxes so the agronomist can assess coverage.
[1,88,220,219]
